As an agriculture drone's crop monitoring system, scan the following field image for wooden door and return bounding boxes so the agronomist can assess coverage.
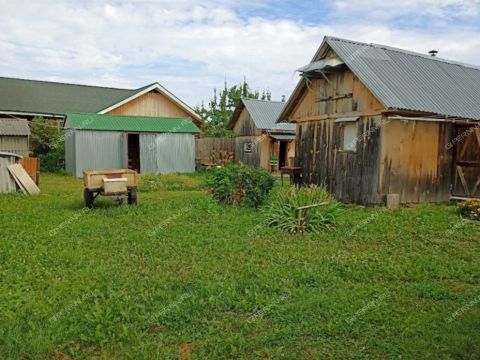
[452,125,480,198]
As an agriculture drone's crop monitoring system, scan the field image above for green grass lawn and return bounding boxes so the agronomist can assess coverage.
[1,174,479,359]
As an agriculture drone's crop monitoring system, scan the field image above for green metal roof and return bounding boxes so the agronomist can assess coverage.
[65,112,200,133]
[0,77,151,116]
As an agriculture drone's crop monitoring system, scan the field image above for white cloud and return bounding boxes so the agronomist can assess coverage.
[0,0,479,107]
[334,0,480,19]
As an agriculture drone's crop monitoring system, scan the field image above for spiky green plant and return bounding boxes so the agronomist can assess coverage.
[264,185,341,233]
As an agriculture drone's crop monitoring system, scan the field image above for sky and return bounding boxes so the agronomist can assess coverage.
[0,0,479,107]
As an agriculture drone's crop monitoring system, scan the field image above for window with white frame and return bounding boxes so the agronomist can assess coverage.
[342,123,357,151]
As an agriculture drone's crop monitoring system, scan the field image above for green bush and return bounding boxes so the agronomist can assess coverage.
[139,173,205,192]
[38,142,65,173]
[264,185,341,233]
[459,199,480,221]
[206,164,275,208]
[30,118,65,173]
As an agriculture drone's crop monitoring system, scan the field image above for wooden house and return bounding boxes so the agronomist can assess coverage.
[228,99,295,172]
[279,36,480,204]
[0,77,202,127]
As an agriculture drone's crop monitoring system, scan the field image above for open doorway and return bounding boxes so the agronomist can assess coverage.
[127,134,140,172]
[279,141,288,168]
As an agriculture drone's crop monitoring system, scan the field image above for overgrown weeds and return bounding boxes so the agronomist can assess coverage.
[206,164,275,208]
[264,185,342,233]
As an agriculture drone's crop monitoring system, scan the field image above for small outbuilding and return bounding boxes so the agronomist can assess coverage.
[279,36,480,204]
[65,113,200,177]
[0,118,30,157]
[228,99,295,172]
[0,152,22,193]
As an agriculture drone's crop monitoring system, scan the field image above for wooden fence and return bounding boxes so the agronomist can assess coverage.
[195,138,235,168]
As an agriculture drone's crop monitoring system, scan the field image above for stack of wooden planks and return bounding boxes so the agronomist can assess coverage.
[7,164,40,194]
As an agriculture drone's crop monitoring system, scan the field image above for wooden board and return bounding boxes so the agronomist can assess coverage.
[7,164,40,194]
[19,157,39,185]
[8,169,27,194]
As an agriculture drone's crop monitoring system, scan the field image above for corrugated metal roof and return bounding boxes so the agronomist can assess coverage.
[325,36,480,120]
[0,118,30,136]
[242,99,295,132]
[65,112,200,133]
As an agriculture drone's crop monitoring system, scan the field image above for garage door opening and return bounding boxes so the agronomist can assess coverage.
[127,134,140,173]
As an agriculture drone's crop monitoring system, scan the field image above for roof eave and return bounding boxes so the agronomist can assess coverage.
[0,110,65,119]
[276,77,307,124]
[265,128,296,135]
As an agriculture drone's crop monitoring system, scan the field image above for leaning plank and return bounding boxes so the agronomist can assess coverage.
[7,164,40,194]
[8,169,27,194]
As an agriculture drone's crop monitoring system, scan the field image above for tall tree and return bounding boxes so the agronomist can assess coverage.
[196,79,271,137]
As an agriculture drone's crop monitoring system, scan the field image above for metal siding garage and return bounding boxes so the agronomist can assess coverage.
[140,133,195,174]
[72,130,124,177]
[64,113,200,177]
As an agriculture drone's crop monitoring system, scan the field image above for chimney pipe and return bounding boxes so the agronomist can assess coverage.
[281,95,286,102]
[429,50,438,57]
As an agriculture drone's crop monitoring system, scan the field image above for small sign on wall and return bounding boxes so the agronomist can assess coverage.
[244,142,254,153]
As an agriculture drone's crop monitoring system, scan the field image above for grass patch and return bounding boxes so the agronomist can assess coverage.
[0,174,479,359]
[138,172,205,192]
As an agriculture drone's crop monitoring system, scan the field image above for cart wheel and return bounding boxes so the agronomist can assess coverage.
[128,188,137,205]
[84,188,94,208]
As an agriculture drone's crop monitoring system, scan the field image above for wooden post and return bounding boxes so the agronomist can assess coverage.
[295,202,329,232]
[386,194,400,209]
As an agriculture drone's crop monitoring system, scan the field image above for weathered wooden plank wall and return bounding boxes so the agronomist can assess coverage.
[290,70,384,122]
[233,107,261,136]
[195,137,235,166]
[296,116,382,204]
[378,120,453,203]
[235,136,262,167]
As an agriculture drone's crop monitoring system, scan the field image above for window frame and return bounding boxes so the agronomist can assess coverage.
[335,117,359,153]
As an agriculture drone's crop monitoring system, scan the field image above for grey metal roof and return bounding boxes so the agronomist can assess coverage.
[0,118,30,136]
[242,99,295,132]
[324,36,480,120]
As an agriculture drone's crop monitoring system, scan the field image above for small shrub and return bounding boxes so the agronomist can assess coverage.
[264,185,341,233]
[39,143,65,173]
[30,117,63,154]
[459,199,480,221]
[206,164,275,208]
[139,173,205,192]
[30,117,65,172]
